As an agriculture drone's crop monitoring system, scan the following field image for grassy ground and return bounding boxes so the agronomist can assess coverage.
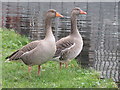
[0,28,2,89]
[1,28,117,88]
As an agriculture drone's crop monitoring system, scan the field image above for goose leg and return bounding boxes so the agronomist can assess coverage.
[60,62,63,69]
[28,66,32,73]
[65,62,68,68]
[38,65,41,75]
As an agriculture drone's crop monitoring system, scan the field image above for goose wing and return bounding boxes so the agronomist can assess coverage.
[6,40,40,61]
[54,37,75,60]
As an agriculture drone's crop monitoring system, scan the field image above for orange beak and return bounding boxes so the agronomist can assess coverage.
[80,10,87,14]
[56,12,64,17]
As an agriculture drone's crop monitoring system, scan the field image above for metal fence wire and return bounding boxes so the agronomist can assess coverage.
[2,2,120,83]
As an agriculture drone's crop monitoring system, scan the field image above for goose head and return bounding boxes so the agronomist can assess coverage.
[72,7,87,15]
[46,9,64,18]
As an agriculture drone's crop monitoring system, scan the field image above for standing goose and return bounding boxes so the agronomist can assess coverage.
[5,9,63,75]
[54,7,87,68]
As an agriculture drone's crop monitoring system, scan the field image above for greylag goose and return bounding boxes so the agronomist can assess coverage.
[54,7,87,69]
[5,9,63,75]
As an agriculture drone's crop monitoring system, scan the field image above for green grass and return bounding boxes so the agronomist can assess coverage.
[1,28,117,88]
[0,28,2,89]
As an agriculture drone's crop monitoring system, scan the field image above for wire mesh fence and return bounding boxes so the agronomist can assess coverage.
[2,2,119,83]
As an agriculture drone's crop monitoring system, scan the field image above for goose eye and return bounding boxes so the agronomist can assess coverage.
[51,11,55,13]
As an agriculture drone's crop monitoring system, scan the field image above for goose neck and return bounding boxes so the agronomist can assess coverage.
[44,17,54,39]
[71,14,79,34]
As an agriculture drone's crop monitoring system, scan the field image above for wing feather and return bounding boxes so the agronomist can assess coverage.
[6,40,40,60]
[54,37,75,59]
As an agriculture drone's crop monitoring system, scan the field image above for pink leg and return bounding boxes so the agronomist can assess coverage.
[38,65,41,76]
[60,62,63,69]
[28,66,32,73]
[65,62,68,68]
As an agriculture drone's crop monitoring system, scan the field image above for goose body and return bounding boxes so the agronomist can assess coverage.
[21,37,56,66]
[54,7,87,68]
[55,34,83,62]
[6,9,63,75]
